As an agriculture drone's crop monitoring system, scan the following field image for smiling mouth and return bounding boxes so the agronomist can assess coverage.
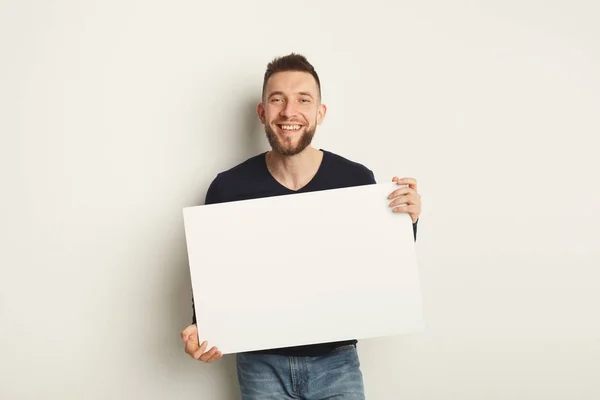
[277,124,303,132]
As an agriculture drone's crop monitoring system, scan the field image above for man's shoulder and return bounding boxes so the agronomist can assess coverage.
[322,149,376,183]
[214,152,266,182]
[204,152,267,204]
[324,150,372,170]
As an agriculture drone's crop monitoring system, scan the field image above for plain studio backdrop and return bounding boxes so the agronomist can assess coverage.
[1,0,599,399]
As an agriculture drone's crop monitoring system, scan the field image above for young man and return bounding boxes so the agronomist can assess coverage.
[181,53,421,399]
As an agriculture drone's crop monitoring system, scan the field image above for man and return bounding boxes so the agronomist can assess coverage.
[181,53,421,399]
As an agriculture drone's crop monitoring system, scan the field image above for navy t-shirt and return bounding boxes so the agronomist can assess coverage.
[191,149,417,357]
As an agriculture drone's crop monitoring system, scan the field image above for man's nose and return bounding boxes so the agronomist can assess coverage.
[280,102,297,118]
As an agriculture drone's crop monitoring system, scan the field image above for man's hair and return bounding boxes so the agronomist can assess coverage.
[262,53,321,101]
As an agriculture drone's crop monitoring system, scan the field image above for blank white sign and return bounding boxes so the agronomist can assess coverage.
[182,182,424,354]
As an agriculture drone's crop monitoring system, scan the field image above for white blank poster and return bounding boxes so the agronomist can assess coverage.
[182,182,424,354]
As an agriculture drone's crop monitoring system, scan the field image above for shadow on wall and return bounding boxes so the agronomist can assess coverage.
[155,94,266,396]
[239,95,268,160]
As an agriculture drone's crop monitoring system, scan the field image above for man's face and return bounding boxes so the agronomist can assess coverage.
[258,71,326,156]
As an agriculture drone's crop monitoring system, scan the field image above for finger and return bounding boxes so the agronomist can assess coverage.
[395,206,420,223]
[205,350,222,363]
[181,325,196,341]
[389,195,417,208]
[390,192,421,207]
[192,341,208,359]
[187,331,199,347]
[393,177,417,190]
[393,207,420,223]
[185,343,196,356]
[185,336,200,355]
[387,187,415,200]
[392,204,419,214]
[205,347,222,363]
[199,346,218,362]
[184,332,197,349]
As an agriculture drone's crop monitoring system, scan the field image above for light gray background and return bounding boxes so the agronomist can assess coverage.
[1,0,599,399]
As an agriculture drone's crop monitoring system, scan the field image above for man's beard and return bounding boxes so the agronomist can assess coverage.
[264,123,316,156]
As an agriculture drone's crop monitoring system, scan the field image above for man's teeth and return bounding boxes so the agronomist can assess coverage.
[281,125,301,130]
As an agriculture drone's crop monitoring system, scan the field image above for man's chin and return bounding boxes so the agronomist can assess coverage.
[273,145,304,156]
[273,139,311,156]
[265,128,314,156]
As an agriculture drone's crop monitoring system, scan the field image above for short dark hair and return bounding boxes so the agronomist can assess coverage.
[262,53,321,100]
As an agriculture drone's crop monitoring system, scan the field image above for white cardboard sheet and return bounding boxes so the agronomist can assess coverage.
[182,182,424,354]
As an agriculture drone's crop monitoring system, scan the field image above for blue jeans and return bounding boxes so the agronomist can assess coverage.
[236,344,365,399]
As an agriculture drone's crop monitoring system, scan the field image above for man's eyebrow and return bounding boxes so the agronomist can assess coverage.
[267,91,315,99]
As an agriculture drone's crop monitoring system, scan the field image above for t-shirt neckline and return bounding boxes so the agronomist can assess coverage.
[262,149,329,193]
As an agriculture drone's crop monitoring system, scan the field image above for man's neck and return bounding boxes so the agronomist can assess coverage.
[266,146,323,191]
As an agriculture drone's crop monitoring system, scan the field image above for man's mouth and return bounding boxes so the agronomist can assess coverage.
[277,124,303,132]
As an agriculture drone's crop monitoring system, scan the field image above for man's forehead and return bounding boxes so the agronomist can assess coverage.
[266,71,318,94]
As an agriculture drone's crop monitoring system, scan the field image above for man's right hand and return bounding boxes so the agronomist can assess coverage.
[181,324,222,363]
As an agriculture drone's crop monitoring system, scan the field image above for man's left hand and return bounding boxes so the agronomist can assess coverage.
[388,177,421,224]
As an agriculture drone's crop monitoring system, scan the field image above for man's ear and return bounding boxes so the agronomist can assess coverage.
[317,103,327,125]
[257,102,266,124]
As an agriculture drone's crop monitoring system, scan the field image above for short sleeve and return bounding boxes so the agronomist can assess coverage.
[366,168,376,184]
[204,174,222,205]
